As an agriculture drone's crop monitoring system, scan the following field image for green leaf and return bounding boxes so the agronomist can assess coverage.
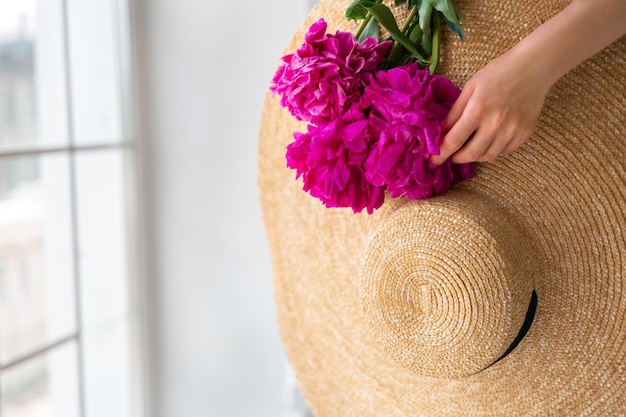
[418,1,434,56]
[422,0,465,39]
[431,0,462,24]
[357,15,380,42]
[444,19,464,40]
[408,20,423,44]
[363,3,428,64]
[394,0,407,5]
[389,45,412,68]
[345,2,368,20]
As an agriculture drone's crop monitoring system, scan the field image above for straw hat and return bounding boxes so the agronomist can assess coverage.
[258,0,626,414]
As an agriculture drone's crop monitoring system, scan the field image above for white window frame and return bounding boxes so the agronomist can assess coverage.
[0,0,148,415]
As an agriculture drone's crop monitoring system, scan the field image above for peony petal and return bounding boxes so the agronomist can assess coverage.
[276,24,472,213]
[304,18,327,43]
[360,63,472,201]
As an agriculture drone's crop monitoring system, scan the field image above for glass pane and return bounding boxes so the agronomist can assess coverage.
[0,155,76,366]
[75,149,131,417]
[0,340,80,417]
[82,321,131,417]
[67,0,125,144]
[0,0,68,149]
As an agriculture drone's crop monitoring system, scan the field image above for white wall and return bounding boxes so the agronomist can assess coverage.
[132,0,303,416]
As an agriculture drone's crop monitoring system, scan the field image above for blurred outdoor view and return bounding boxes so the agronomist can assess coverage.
[0,1,137,416]
[0,0,299,415]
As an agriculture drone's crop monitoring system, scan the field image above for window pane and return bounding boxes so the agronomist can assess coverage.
[75,149,131,417]
[67,0,125,144]
[0,155,76,366]
[0,0,69,149]
[83,321,131,417]
[0,340,80,417]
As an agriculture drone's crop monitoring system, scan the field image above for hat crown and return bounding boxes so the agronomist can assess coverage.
[360,190,538,378]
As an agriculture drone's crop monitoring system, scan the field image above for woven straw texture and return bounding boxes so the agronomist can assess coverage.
[258,0,626,415]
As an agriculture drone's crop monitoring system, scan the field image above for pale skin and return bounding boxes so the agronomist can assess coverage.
[430,0,626,165]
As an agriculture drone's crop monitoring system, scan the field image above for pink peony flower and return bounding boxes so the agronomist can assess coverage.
[363,63,474,199]
[270,18,391,125]
[286,101,386,214]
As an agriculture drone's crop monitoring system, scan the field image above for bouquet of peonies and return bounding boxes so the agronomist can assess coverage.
[270,0,474,214]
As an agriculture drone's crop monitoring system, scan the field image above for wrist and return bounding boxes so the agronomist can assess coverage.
[496,44,555,94]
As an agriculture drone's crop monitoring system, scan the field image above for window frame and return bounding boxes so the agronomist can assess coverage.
[0,0,148,415]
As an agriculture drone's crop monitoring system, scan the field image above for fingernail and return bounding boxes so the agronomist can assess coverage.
[442,119,451,133]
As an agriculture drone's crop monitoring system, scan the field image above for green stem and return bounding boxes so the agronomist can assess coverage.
[428,12,441,74]
[401,5,418,34]
[355,13,374,39]
[354,0,383,40]
[385,5,420,67]
[386,39,401,66]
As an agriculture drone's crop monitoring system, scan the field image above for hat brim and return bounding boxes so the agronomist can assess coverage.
[258,0,626,414]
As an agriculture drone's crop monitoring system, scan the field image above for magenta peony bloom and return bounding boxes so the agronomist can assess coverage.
[286,101,386,214]
[363,63,475,199]
[270,18,391,125]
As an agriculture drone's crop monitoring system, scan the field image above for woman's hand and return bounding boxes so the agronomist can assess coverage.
[429,51,550,165]
[429,0,626,166]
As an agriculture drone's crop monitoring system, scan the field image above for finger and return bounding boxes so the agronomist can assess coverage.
[499,139,519,156]
[477,138,508,162]
[450,129,495,164]
[430,112,478,165]
[443,85,474,131]
[500,131,532,155]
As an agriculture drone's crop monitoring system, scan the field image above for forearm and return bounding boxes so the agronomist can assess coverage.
[508,0,626,88]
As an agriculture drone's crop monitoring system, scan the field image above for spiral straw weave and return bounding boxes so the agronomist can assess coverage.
[360,191,537,379]
[258,0,626,414]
